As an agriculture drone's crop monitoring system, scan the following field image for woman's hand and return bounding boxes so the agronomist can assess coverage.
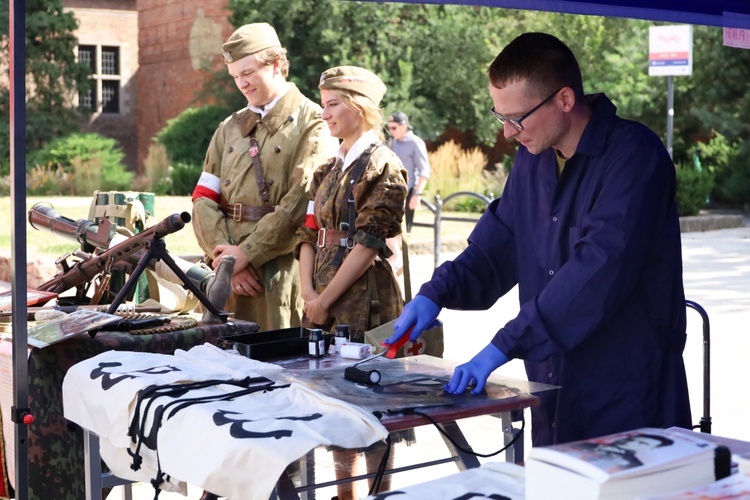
[303,295,330,325]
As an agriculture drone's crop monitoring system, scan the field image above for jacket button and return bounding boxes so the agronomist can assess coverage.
[548,373,553,378]
[225,179,231,186]
[245,243,252,250]
[228,146,234,153]
[274,146,281,153]
[552,216,558,222]
[267,179,273,186]
[549,270,554,276]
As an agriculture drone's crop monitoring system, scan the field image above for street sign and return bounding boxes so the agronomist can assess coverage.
[723,27,750,49]
[649,25,693,76]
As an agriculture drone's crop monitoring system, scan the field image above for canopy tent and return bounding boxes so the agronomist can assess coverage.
[7,0,750,498]
[363,0,750,29]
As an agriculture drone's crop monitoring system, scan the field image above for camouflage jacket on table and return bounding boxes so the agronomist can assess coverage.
[295,142,408,339]
[192,83,338,329]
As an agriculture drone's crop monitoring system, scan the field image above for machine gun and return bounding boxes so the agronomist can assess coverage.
[30,203,215,294]
[30,207,227,320]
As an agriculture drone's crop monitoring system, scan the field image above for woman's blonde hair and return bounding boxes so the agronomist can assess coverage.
[332,89,385,142]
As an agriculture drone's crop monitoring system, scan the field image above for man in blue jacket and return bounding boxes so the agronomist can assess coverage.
[386,32,692,446]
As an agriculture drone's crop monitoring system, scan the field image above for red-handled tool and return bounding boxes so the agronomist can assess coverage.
[344,326,415,385]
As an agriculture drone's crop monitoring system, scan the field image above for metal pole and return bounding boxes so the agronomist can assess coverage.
[433,194,443,270]
[10,0,31,498]
[667,75,674,159]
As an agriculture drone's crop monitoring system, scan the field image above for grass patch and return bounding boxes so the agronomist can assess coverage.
[0,196,202,261]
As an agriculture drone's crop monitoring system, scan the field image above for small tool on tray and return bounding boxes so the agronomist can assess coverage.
[343,326,413,386]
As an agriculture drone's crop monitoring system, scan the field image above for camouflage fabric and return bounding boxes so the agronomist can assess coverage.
[193,83,338,331]
[296,143,408,340]
[25,320,258,500]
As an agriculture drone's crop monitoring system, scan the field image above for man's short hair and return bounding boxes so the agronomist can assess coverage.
[488,32,584,100]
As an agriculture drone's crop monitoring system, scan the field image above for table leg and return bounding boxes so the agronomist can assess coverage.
[437,421,481,470]
[501,411,524,464]
[83,429,135,500]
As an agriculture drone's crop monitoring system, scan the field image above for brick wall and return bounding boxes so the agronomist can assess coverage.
[136,0,234,174]
[67,2,139,170]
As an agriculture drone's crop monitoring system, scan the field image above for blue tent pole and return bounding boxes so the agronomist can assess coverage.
[10,0,31,498]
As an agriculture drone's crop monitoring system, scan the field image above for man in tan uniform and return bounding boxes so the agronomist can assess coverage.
[192,22,337,331]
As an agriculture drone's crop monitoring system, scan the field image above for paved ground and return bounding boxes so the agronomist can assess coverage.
[109,217,750,499]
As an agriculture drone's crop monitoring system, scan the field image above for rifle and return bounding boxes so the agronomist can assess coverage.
[32,210,227,320]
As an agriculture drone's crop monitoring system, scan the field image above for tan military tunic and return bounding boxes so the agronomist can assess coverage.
[193,83,338,330]
[295,141,408,340]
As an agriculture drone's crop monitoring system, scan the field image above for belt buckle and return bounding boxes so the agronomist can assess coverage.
[317,228,326,248]
[233,203,242,222]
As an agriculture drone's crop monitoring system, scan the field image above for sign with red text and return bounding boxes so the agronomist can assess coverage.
[724,27,750,49]
[649,25,693,76]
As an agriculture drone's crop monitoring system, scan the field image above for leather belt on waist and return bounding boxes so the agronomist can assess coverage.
[317,228,353,249]
[221,203,275,222]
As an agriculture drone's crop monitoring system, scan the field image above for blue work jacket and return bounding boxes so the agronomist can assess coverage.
[420,94,692,446]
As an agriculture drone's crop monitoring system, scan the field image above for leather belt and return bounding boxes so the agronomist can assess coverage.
[221,203,275,222]
[317,228,352,248]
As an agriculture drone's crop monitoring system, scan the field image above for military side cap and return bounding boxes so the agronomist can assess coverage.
[222,23,281,64]
[319,66,387,105]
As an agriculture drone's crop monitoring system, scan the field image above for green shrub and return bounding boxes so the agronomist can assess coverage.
[713,140,750,205]
[28,133,133,191]
[169,162,203,196]
[690,132,742,205]
[156,105,230,166]
[675,162,714,216]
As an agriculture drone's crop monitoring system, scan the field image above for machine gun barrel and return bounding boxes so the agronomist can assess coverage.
[29,204,113,251]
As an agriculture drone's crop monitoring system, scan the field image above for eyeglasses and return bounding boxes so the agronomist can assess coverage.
[490,88,562,132]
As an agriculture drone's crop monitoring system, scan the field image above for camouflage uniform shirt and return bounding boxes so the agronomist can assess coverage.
[295,131,408,339]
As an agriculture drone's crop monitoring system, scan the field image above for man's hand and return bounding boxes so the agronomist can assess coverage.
[408,193,420,211]
[212,244,250,273]
[384,295,440,344]
[444,343,509,395]
[231,267,264,298]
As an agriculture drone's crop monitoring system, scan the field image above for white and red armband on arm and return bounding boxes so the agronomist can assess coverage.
[192,172,222,203]
[303,201,319,230]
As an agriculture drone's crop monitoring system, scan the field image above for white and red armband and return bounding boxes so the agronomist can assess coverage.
[192,172,222,203]
[303,201,319,230]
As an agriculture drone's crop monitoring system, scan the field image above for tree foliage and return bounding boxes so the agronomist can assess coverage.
[225,3,748,159]
[0,0,91,172]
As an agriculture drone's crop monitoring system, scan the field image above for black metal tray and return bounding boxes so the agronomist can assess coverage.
[219,327,311,361]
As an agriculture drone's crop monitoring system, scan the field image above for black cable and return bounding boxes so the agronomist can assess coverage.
[388,407,526,459]
[367,434,392,496]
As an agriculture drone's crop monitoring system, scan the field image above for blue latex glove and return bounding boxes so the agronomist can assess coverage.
[444,343,509,395]
[384,295,441,344]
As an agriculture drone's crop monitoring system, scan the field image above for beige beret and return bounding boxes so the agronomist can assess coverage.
[222,23,281,64]
[318,66,387,105]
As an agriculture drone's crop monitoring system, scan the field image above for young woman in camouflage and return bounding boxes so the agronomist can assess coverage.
[295,66,408,342]
[295,65,408,498]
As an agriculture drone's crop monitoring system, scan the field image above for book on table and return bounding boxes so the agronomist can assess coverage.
[525,427,729,500]
[638,472,750,499]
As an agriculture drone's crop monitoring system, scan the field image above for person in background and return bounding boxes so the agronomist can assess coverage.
[388,111,431,234]
[192,22,337,331]
[386,32,692,447]
[295,65,408,497]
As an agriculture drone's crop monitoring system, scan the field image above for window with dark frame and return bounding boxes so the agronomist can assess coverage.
[77,45,121,114]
